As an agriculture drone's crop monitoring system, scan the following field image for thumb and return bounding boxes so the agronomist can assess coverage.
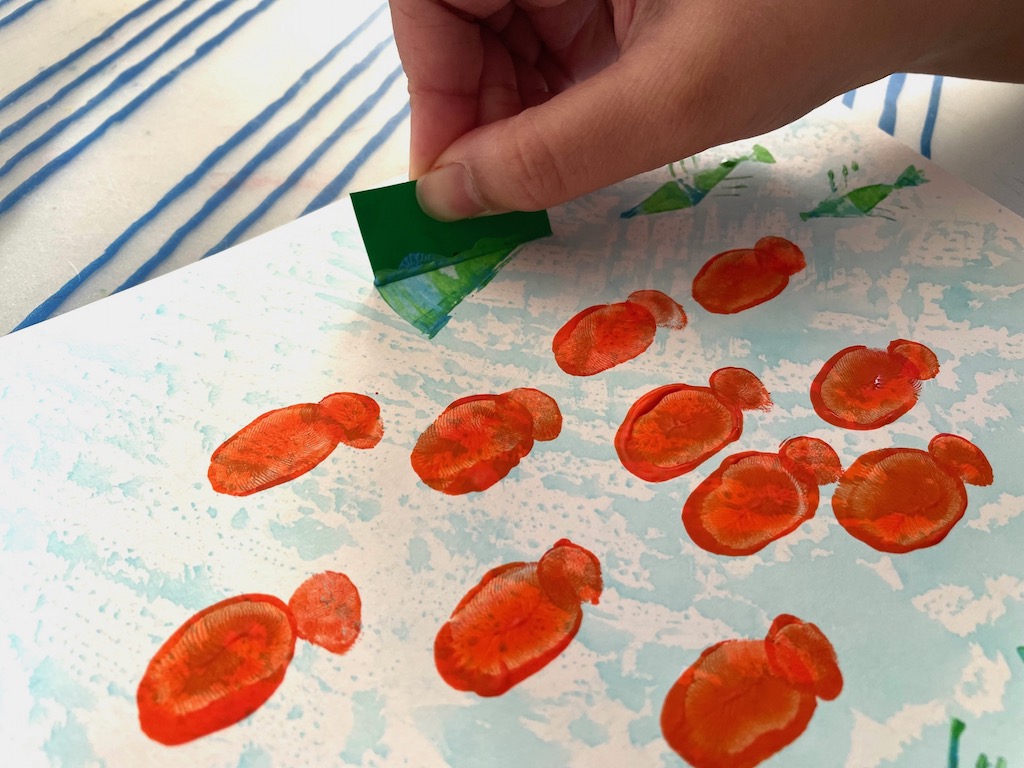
[415,47,703,220]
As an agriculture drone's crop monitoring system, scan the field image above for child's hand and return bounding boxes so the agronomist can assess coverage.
[390,0,1023,220]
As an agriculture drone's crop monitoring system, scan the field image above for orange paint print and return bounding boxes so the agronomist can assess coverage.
[411,388,562,494]
[616,368,772,482]
[137,571,362,745]
[832,434,993,553]
[552,289,686,376]
[692,237,806,314]
[434,539,602,697]
[661,614,842,768]
[287,571,361,655]
[684,437,842,556]
[137,595,297,746]
[208,392,383,496]
[810,339,939,429]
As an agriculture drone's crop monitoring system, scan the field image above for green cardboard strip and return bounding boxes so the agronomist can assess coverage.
[351,181,551,337]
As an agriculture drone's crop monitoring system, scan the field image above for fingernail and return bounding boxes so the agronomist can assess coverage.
[416,163,489,221]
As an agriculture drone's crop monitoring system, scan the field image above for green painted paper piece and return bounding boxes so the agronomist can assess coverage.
[351,181,551,286]
[1017,646,1024,663]
[351,180,551,336]
[375,245,516,338]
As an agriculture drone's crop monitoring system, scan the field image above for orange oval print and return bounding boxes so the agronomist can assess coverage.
[832,433,993,553]
[137,595,297,745]
[553,290,687,376]
[616,368,772,482]
[684,437,842,555]
[811,339,939,429]
[412,388,562,494]
[434,539,602,697]
[692,237,806,314]
[208,392,383,495]
[661,614,841,768]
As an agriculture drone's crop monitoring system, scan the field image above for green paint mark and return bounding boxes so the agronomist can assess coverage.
[351,180,551,336]
[949,717,1008,768]
[851,160,860,171]
[950,718,967,768]
[621,145,775,218]
[800,164,928,221]
[828,169,837,193]
[1016,646,1024,663]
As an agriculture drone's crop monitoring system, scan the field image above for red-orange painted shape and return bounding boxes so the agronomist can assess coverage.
[288,571,361,655]
[434,539,602,697]
[616,368,772,482]
[411,389,561,494]
[810,339,939,430]
[683,437,842,556]
[137,595,297,745]
[208,392,383,496]
[692,237,806,314]
[553,291,686,376]
[832,434,992,553]
[661,614,841,768]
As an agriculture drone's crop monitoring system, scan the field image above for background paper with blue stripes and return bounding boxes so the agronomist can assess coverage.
[1,1,1023,336]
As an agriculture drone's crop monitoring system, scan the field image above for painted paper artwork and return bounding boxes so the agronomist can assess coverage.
[209,392,383,495]
[3,103,1024,766]
[661,614,842,768]
[552,290,687,376]
[435,539,601,697]
[691,237,806,314]
[683,437,842,556]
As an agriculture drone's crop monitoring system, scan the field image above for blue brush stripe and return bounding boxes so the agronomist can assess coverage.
[841,89,856,108]
[205,65,403,257]
[0,0,48,30]
[114,38,393,292]
[0,0,170,112]
[0,0,203,141]
[878,72,906,136]
[302,101,410,217]
[13,5,386,332]
[0,0,236,175]
[0,0,276,221]
[920,75,943,159]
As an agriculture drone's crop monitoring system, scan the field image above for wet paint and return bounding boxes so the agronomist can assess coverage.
[138,572,362,744]
[137,595,297,745]
[661,614,842,768]
[622,145,775,218]
[208,392,383,496]
[683,437,842,556]
[616,368,772,482]
[800,164,927,221]
[411,388,561,494]
[811,339,939,430]
[552,290,686,376]
[832,434,993,553]
[434,539,601,696]
[691,237,806,314]
[287,571,361,655]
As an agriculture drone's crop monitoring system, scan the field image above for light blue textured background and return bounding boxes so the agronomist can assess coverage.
[1,104,1023,766]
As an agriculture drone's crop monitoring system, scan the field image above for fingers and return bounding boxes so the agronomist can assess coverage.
[416,43,703,219]
[390,0,483,177]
